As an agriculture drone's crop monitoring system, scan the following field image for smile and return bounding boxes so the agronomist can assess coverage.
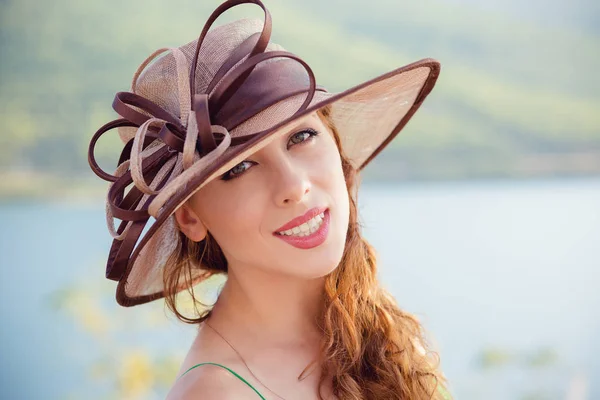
[274,209,330,250]
[276,212,325,237]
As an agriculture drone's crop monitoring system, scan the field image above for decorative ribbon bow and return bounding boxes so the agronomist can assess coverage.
[87,0,324,281]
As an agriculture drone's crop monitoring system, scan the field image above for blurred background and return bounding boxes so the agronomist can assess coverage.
[1,0,598,399]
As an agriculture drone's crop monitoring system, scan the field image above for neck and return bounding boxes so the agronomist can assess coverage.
[208,266,326,347]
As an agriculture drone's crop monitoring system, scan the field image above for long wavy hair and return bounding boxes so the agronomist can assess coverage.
[163,105,450,399]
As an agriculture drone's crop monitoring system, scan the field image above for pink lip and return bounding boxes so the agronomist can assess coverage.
[274,206,328,233]
[274,209,330,250]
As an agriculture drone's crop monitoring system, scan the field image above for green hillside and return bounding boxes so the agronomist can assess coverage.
[0,0,598,196]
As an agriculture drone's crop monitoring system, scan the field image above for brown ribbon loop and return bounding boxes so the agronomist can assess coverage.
[158,123,186,153]
[206,32,262,96]
[192,94,218,156]
[118,131,161,166]
[106,219,147,281]
[190,0,272,107]
[108,146,172,221]
[89,118,138,182]
[211,51,318,136]
[105,162,175,281]
[159,121,236,153]
[113,92,183,130]
[105,152,178,281]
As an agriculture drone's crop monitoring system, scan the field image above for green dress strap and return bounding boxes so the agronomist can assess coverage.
[177,362,266,399]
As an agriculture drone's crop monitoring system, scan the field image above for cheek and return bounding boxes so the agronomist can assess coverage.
[194,188,267,258]
[312,136,350,245]
[314,136,348,203]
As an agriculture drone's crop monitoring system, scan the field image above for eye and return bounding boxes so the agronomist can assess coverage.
[288,128,319,148]
[220,128,320,182]
[220,160,255,181]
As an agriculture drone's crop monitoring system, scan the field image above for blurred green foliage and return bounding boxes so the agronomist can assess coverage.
[1,0,599,195]
[477,346,559,369]
[49,279,181,399]
[48,269,225,399]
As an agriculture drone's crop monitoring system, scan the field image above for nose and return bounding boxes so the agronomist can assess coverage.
[272,157,311,207]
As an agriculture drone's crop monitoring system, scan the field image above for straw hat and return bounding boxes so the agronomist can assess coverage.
[88,0,440,306]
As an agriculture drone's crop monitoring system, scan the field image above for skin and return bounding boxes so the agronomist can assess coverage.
[166,112,350,400]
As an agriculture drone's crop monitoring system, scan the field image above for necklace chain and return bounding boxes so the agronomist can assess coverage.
[204,320,288,400]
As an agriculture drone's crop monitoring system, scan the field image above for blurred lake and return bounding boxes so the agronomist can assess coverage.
[1,178,599,400]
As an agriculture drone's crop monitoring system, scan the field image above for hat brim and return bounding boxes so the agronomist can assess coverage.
[117,58,440,306]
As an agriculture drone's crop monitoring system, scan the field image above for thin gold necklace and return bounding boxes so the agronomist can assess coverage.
[205,320,290,400]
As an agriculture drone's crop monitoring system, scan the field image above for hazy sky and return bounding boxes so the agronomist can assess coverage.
[440,0,599,33]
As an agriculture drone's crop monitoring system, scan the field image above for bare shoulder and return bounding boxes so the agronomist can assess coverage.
[167,324,261,399]
[165,362,259,400]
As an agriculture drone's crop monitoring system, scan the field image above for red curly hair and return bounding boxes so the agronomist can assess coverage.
[163,105,450,399]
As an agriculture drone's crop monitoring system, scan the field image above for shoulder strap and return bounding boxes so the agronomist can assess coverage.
[177,362,266,399]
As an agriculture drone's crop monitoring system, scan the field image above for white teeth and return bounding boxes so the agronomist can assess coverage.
[277,211,326,237]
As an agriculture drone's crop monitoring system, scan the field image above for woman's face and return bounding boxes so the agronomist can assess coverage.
[178,112,350,279]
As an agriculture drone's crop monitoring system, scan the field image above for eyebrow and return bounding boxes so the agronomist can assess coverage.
[278,114,318,135]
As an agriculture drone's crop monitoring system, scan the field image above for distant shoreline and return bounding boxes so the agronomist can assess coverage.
[1,168,599,203]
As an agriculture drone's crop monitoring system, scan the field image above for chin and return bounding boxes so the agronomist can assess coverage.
[296,247,346,279]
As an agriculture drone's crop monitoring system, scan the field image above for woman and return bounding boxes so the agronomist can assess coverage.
[88,0,449,398]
